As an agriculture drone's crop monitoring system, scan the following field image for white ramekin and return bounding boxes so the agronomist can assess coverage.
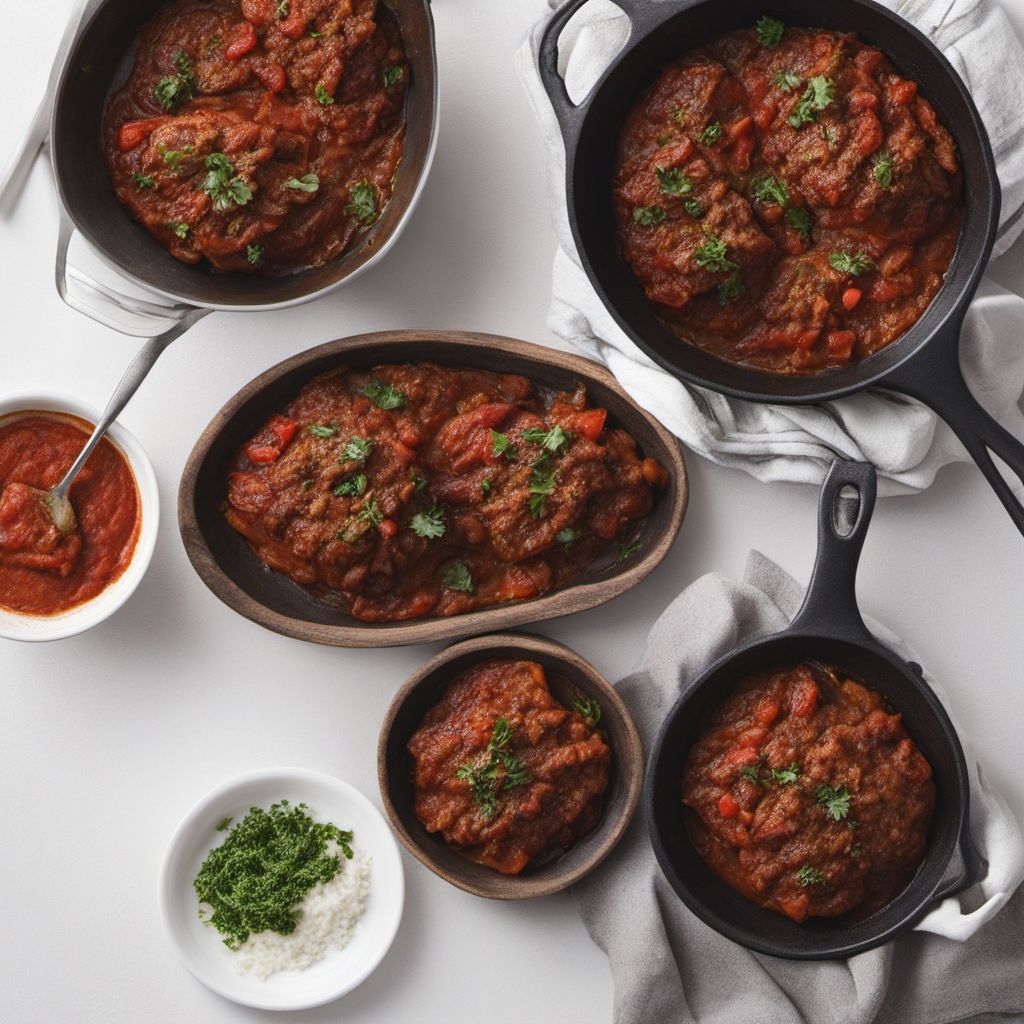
[0,391,158,642]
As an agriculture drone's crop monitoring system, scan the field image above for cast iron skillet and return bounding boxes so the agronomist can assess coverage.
[539,0,1024,536]
[43,0,437,389]
[646,459,980,959]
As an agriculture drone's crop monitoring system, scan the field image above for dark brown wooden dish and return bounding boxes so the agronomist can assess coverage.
[377,632,643,899]
[177,330,688,647]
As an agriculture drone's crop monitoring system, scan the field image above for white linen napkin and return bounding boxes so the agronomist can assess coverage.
[516,0,1024,495]
[573,550,1024,1024]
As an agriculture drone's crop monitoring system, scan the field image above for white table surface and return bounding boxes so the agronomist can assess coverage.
[2,2,1024,1021]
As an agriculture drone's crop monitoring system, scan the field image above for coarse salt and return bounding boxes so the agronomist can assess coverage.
[231,843,372,979]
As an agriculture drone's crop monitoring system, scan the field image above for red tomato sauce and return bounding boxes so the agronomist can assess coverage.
[0,415,141,615]
[615,25,962,374]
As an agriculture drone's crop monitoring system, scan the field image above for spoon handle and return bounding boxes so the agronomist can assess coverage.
[53,312,206,499]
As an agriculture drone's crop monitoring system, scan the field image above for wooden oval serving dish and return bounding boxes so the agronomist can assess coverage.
[178,329,688,647]
[377,632,643,898]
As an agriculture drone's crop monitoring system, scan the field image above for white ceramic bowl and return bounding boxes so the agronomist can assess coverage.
[0,391,158,642]
[159,768,404,1011]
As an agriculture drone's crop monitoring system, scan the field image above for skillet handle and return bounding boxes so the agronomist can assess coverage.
[932,815,984,903]
[537,0,660,143]
[788,459,877,640]
[55,207,209,339]
[886,329,1024,537]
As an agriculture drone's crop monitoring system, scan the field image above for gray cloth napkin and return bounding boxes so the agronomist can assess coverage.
[575,551,1024,1024]
[516,0,1024,496]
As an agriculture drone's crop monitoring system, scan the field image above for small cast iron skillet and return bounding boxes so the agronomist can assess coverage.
[46,0,436,351]
[645,459,980,959]
[539,0,1024,536]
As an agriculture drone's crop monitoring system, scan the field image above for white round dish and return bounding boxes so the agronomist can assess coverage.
[0,391,158,642]
[159,767,404,1011]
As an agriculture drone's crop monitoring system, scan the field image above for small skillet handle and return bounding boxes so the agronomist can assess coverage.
[537,0,663,143]
[886,328,1024,537]
[788,459,877,641]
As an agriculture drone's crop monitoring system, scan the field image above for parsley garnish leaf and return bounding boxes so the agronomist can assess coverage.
[443,561,474,593]
[285,173,320,192]
[829,251,874,276]
[333,473,367,498]
[633,205,666,227]
[490,430,517,459]
[799,864,825,887]
[345,180,378,225]
[522,424,570,453]
[700,121,723,146]
[694,233,739,273]
[656,166,693,196]
[341,436,373,462]
[410,503,446,539]
[815,784,852,821]
[788,76,835,128]
[201,153,252,212]
[755,16,785,48]
[361,380,407,410]
[873,151,894,188]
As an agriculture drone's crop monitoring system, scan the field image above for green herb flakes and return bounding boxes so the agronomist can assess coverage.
[874,151,894,188]
[490,430,517,459]
[788,76,835,128]
[751,173,790,208]
[307,423,340,438]
[342,436,373,462]
[456,718,532,819]
[193,801,353,950]
[285,173,320,193]
[785,206,812,238]
[443,561,474,593]
[755,15,785,48]
[633,205,666,227]
[718,272,744,305]
[201,153,252,212]
[410,503,446,539]
[246,243,265,267]
[315,82,335,105]
[573,694,602,728]
[522,424,570,453]
[694,233,738,273]
[361,379,407,409]
[154,50,195,112]
[700,121,723,146]
[345,180,378,225]
[774,69,802,92]
[684,198,705,218]
[799,864,825,887]
[556,526,581,548]
[131,173,154,189]
[829,251,874,276]
[656,166,693,196]
[170,222,190,239]
[383,65,403,88]
[333,473,367,498]
[815,784,852,821]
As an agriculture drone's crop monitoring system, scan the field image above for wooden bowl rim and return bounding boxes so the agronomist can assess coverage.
[376,631,643,899]
[177,329,688,647]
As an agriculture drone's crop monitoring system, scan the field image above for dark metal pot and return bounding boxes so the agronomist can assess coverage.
[645,459,979,959]
[43,0,437,400]
[538,0,1024,535]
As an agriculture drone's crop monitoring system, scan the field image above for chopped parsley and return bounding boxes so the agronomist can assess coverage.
[455,718,532,819]
[341,436,373,462]
[718,272,744,305]
[751,173,790,207]
[633,205,666,227]
[411,472,427,493]
[131,173,154,189]
[788,76,835,128]
[333,473,367,498]
[315,82,335,105]
[785,206,812,238]
[201,153,252,212]
[773,69,802,92]
[246,243,265,267]
[819,124,838,149]
[307,423,340,438]
[522,424,570,454]
[528,455,556,518]
[849,844,864,858]
[873,151,894,188]
[799,864,825,887]
[700,121,723,146]
[755,15,785,48]
[193,801,353,950]
[356,496,383,527]
[684,198,705,218]
[159,144,193,172]
[739,763,764,785]
[490,430,517,459]
[573,695,602,728]
[154,49,195,112]
[301,479,314,491]
[276,0,290,17]
[829,250,874,276]
[409,503,446,539]
[556,526,581,548]
[285,173,320,192]
[815,784,852,821]
[616,538,641,562]
[345,180,378,224]
[443,561,474,593]
[170,222,190,239]
[770,762,800,786]
[383,65,404,88]
[656,133,674,146]
[480,478,492,496]
[694,233,739,273]
[360,379,407,409]
[656,166,693,196]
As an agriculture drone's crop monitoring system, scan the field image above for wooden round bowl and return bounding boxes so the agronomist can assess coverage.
[178,329,688,647]
[377,632,643,899]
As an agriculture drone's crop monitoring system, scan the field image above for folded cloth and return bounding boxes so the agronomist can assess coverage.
[573,551,1024,1024]
[516,0,1024,496]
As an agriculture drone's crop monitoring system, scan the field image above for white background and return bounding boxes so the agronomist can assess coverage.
[2,2,1024,1022]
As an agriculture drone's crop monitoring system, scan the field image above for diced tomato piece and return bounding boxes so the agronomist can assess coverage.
[641,457,670,488]
[378,518,398,539]
[724,746,759,766]
[778,894,810,922]
[753,101,777,132]
[889,80,918,106]
[791,678,819,717]
[755,697,780,725]
[225,20,258,60]
[718,793,740,818]
[117,118,166,152]
[841,288,863,311]
[826,331,856,360]
[390,439,416,467]
[280,10,308,38]
[848,89,879,112]
[245,444,280,464]
[566,408,606,441]
[255,61,287,93]
[868,279,900,302]
[268,415,298,449]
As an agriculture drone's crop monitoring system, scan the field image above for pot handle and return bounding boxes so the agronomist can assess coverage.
[56,207,209,338]
[932,815,984,903]
[788,459,877,640]
[886,327,1024,537]
[538,0,660,142]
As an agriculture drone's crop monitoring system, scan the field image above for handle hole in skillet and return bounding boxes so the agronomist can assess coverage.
[833,484,861,538]
[558,1,632,104]
[986,446,1024,494]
